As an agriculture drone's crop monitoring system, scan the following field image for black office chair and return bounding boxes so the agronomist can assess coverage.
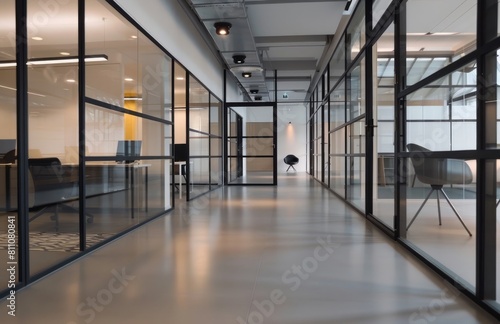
[0,150,16,164]
[406,143,472,236]
[29,157,92,230]
[284,154,299,172]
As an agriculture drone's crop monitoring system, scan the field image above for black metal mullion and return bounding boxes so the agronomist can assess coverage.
[186,74,191,201]
[394,0,407,238]
[78,0,86,252]
[476,0,498,301]
[365,0,374,217]
[171,60,176,209]
[16,0,29,286]
[223,71,228,185]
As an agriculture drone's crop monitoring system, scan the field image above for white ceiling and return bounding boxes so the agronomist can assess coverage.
[184,0,348,103]
[0,0,480,106]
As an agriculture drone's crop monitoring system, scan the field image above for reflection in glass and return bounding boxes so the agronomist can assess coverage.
[406,0,476,86]
[27,0,80,277]
[404,63,478,288]
[86,159,171,247]
[346,121,366,211]
[373,23,395,228]
[330,128,346,198]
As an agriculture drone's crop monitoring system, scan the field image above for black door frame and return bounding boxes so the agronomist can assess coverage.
[224,101,278,186]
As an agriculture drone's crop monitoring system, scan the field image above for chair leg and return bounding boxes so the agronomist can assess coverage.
[291,165,296,171]
[407,188,435,231]
[439,188,472,236]
[497,199,500,208]
[436,190,442,226]
[286,165,291,172]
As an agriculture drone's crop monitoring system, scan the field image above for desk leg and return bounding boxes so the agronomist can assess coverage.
[179,164,183,198]
[145,168,148,212]
[131,167,135,219]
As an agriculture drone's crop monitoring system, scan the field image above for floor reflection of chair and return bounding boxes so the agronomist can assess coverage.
[406,144,472,236]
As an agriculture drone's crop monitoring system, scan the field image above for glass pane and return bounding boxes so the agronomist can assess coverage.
[346,0,366,63]
[373,0,393,27]
[190,132,209,157]
[374,23,395,228]
[330,129,345,198]
[85,105,171,159]
[244,138,273,156]
[189,77,209,133]
[188,157,210,197]
[406,63,476,151]
[232,157,274,184]
[137,36,172,121]
[346,121,366,211]
[27,0,80,276]
[86,159,171,248]
[86,0,137,106]
[210,157,222,187]
[330,82,346,128]
[0,0,17,289]
[348,59,366,120]
[404,63,478,289]
[210,95,221,136]
[406,0,476,86]
[330,35,346,91]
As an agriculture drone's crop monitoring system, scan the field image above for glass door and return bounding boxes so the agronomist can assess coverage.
[226,103,277,185]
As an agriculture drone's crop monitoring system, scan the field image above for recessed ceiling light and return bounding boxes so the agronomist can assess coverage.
[131,35,138,39]
[250,89,259,94]
[66,79,76,83]
[60,52,70,56]
[242,72,252,78]
[31,36,43,41]
[124,77,134,82]
[214,22,232,35]
[176,76,185,80]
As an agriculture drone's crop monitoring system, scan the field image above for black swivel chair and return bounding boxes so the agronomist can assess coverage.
[406,143,472,236]
[0,150,16,164]
[29,157,92,230]
[284,154,299,172]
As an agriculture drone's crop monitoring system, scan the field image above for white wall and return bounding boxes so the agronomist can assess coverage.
[278,104,307,173]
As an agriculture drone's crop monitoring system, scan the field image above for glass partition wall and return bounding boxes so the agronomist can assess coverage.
[0,0,221,295]
[309,0,500,317]
[188,76,223,199]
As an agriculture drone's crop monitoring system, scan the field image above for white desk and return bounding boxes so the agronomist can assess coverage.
[174,161,192,198]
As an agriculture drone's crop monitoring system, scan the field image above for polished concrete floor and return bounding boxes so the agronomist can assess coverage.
[0,173,497,324]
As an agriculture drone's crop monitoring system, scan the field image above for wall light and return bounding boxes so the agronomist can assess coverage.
[233,54,246,64]
[250,89,259,94]
[214,22,232,35]
[242,72,252,78]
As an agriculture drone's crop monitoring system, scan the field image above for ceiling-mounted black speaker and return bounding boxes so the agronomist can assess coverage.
[233,54,246,64]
